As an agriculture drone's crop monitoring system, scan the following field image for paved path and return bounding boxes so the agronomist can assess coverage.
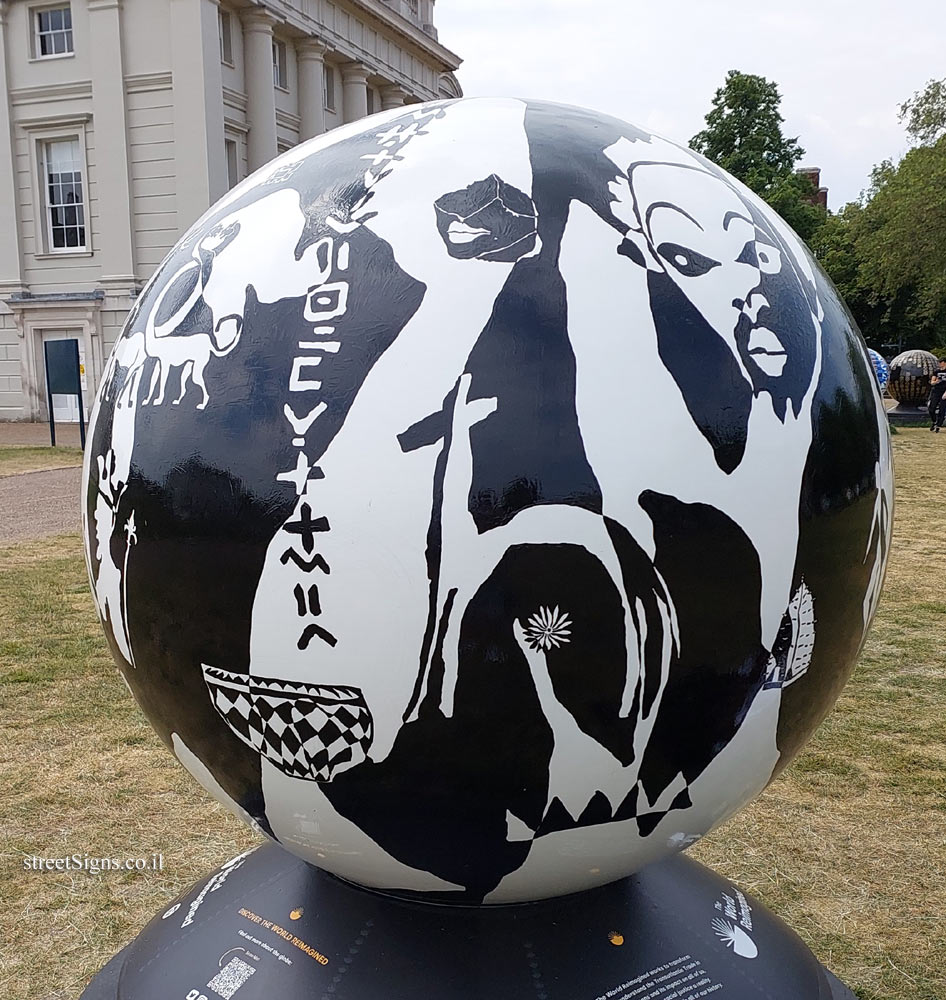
[0,466,83,543]
[0,421,84,447]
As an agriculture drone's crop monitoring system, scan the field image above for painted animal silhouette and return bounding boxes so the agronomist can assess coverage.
[141,222,243,409]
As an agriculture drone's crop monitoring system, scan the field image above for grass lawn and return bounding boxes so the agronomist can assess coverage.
[0,446,84,477]
[0,427,943,1000]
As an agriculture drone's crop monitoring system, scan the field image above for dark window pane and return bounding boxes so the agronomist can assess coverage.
[65,228,79,247]
[63,29,73,51]
[50,8,62,29]
[50,206,63,226]
[37,10,51,31]
[64,205,77,226]
[53,32,66,54]
[62,7,72,29]
[77,224,85,245]
[40,34,52,56]
[52,228,66,248]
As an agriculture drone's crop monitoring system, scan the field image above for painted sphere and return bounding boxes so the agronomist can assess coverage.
[867,349,889,390]
[887,349,938,406]
[83,99,892,902]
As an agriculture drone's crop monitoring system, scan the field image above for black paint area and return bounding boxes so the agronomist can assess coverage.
[434,174,538,262]
[647,269,753,472]
[772,268,885,771]
[636,491,769,802]
[465,255,603,531]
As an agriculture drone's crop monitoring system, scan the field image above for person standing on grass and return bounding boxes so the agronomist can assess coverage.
[929,358,946,432]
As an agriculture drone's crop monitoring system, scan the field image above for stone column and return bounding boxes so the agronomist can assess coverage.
[380,85,408,111]
[297,39,328,141]
[243,9,278,171]
[341,63,369,125]
[171,0,227,229]
[0,1,24,291]
[87,0,136,290]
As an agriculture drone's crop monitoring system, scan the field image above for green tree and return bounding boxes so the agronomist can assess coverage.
[809,142,946,354]
[854,138,946,348]
[691,71,824,241]
[899,77,946,145]
[766,172,827,244]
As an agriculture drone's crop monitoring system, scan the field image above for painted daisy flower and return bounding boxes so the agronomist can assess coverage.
[523,605,572,651]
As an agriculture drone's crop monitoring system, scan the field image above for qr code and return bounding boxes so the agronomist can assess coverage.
[207,956,256,999]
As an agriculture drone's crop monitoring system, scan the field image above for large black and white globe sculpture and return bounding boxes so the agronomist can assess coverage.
[887,348,938,408]
[82,99,891,907]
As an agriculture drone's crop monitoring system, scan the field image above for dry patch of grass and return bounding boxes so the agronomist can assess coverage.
[1,428,943,1000]
[0,446,84,477]
[0,535,259,1000]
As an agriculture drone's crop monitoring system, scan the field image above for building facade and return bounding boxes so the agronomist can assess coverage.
[0,0,461,420]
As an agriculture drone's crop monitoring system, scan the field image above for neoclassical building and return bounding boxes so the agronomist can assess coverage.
[0,0,461,421]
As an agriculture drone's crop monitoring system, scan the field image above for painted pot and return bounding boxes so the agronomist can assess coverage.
[83,99,892,903]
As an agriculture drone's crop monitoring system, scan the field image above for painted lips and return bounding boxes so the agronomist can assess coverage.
[446,220,491,244]
[746,326,787,377]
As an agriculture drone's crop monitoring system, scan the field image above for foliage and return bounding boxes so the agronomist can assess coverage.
[899,78,946,145]
[765,170,827,244]
[692,71,802,193]
[810,136,946,353]
[855,138,946,346]
[691,71,826,241]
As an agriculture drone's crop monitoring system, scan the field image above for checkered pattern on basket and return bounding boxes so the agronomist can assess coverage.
[202,665,373,781]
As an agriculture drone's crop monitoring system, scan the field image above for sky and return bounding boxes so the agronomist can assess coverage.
[435,0,946,210]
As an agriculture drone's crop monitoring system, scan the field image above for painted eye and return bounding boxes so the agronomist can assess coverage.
[656,242,720,277]
[756,242,781,274]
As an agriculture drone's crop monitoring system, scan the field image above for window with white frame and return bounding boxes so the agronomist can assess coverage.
[219,9,233,65]
[41,138,86,251]
[323,63,336,111]
[33,4,73,58]
[272,39,288,89]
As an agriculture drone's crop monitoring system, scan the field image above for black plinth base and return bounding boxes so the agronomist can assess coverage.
[887,403,931,424]
[82,844,855,1000]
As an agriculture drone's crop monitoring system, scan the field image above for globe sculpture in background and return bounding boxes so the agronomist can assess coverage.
[867,348,889,391]
[887,349,938,409]
[81,98,890,1000]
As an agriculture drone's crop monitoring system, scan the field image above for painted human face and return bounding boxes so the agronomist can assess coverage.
[632,165,791,383]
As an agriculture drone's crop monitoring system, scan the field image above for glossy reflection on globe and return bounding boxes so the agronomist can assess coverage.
[83,98,892,903]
